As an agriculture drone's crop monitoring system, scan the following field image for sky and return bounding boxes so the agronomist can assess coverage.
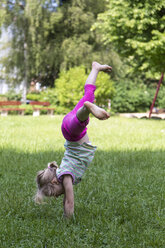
[0,29,9,94]
[0,28,20,94]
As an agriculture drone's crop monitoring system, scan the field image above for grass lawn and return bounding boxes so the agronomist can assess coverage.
[0,116,165,248]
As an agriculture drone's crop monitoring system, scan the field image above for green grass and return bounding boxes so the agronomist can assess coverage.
[0,116,165,248]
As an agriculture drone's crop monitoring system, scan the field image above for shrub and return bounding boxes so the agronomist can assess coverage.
[55,105,71,115]
[157,86,165,109]
[55,66,115,112]
[27,88,59,105]
[95,72,115,107]
[26,93,41,101]
[21,104,33,115]
[4,90,22,101]
[111,81,154,113]
[0,95,7,101]
[55,66,86,110]
[39,89,59,105]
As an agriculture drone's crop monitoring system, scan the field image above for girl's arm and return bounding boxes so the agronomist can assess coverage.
[63,175,74,218]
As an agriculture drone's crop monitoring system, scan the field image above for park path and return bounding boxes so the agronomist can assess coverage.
[119,113,165,120]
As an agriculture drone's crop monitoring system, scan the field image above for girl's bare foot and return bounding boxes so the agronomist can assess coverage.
[84,101,110,120]
[92,61,112,72]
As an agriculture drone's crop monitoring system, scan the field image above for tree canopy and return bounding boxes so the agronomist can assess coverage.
[0,0,64,87]
[1,0,118,89]
[1,0,164,96]
[93,0,165,79]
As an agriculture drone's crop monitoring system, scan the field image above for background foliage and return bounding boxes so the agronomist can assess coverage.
[0,0,118,87]
[55,66,115,110]
[93,0,165,80]
[0,0,165,113]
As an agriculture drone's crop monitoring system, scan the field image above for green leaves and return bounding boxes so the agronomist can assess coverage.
[93,0,165,78]
[55,66,115,111]
[0,0,112,88]
[55,66,87,109]
[95,72,115,106]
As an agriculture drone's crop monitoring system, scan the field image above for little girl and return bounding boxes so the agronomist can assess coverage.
[35,62,112,218]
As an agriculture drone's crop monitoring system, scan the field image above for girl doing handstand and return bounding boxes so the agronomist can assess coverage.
[35,62,112,218]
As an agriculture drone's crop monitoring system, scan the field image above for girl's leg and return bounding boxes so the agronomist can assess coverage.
[73,62,112,114]
[77,101,110,121]
[76,62,112,121]
[61,85,95,142]
[61,62,112,142]
[85,61,112,86]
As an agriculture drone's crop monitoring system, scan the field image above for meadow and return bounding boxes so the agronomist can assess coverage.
[0,115,165,248]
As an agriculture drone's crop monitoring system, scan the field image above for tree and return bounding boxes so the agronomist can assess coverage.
[0,0,64,94]
[59,0,125,81]
[0,0,123,98]
[60,0,107,70]
[93,0,165,80]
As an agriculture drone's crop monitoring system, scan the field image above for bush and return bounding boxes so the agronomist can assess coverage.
[26,93,41,101]
[27,88,59,105]
[55,105,71,115]
[40,89,59,105]
[55,66,115,112]
[0,95,7,101]
[55,66,86,111]
[157,86,165,109]
[112,81,154,113]
[4,90,22,101]
[95,72,115,107]
[21,104,33,115]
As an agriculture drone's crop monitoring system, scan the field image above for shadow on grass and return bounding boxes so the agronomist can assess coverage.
[0,147,165,247]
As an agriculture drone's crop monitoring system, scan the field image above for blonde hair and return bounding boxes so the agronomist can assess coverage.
[34,161,58,204]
